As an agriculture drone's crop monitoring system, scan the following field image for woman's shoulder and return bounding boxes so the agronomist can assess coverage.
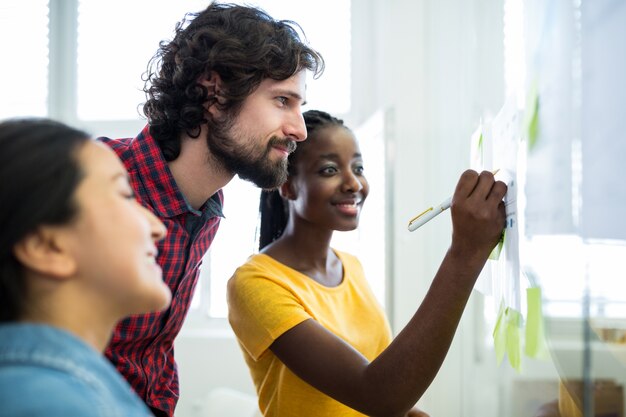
[0,366,104,416]
[232,253,275,276]
[229,253,282,288]
[0,357,150,417]
[228,253,306,298]
[0,324,151,416]
[232,253,296,276]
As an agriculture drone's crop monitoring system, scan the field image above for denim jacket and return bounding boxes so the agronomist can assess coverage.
[0,323,153,417]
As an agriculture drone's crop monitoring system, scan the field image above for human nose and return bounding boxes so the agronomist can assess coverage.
[341,171,363,193]
[141,205,167,241]
[284,110,307,142]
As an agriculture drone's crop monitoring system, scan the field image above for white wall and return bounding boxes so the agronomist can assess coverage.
[175,327,255,417]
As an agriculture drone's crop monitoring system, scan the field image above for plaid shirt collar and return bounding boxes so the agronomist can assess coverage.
[127,125,223,219]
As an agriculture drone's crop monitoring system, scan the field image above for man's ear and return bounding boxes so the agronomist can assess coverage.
[199,71,225,113]
[12,227,77,280]
[279,179,297,201]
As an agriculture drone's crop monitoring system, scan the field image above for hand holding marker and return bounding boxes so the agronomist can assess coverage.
[407,169,500,232]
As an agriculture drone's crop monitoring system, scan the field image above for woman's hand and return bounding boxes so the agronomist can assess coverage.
[449,169,507,261]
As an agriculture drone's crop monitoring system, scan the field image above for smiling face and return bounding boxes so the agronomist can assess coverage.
[285,125,369,232]
[206,70,308,189]
[64,141,171,317]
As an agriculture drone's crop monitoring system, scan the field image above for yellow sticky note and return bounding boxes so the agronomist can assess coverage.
[524,80,540,151]
[470,121,485,169]
[493,301,506,365]
[525,287,549,359]
[505,308,523,372]
[493,302,523,372]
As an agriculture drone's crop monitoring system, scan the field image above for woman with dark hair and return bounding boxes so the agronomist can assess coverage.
[228,110,507,417]
[0,118,171,416]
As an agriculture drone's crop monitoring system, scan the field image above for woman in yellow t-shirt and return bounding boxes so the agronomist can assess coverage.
[227,110,507,417]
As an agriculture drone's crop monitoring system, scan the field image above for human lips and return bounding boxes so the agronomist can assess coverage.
[272,144,291,157]
[269,138,296,157]
[332,198,362,216]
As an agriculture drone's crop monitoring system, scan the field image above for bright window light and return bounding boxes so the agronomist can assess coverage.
[76,0,209,120]
[0,0,49,118]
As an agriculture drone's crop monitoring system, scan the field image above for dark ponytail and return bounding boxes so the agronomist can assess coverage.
[258,110,345,250]
[258,190,288,250]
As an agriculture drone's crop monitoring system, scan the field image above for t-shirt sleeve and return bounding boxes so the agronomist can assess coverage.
[227,263,311,361]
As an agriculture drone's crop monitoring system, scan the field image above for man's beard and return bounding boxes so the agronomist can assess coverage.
[206,119,296,189]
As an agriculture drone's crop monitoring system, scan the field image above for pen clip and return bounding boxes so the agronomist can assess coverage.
[408,207,433,227]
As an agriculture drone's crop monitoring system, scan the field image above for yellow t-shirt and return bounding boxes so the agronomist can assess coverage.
[227,250,392,417]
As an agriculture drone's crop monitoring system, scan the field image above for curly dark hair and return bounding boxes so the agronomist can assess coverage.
[258,110,345,250]
[143,2,325,161]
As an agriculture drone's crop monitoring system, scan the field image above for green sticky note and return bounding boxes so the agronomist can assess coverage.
[493,301,507,365]
[489,230,505,260]
[471,121,484,167]
[505,308,523,372]
[524,80,540,151]
[493,302,524,371]
[525,287,549,359]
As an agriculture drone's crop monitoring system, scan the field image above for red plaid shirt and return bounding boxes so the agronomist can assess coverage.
[98,126,223,416]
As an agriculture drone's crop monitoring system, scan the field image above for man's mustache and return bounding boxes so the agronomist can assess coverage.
[268,137,297,154]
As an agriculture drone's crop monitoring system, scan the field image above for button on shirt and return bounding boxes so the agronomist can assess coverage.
[99,126,223,416]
